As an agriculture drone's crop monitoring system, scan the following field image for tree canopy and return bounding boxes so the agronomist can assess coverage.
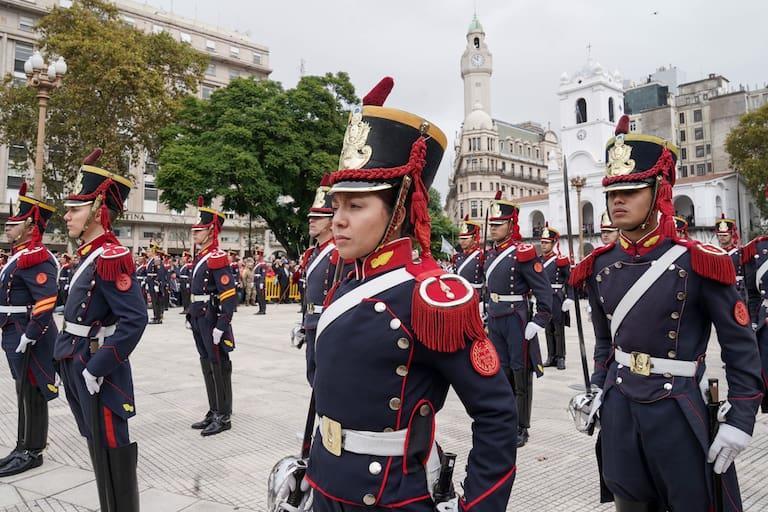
[428,187,457,259]
[726,103,768,217]
[156,73,357,257]
[0,0,207,201]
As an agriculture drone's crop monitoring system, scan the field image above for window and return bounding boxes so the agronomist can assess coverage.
[501,161,506,172]
[694,127,704,140]
[152,24,164,34]
[459,184,463,193]
[13,42,33,75]
[205,40,216,52]
[576,98,587,124]
[706,144,711,155]
[253,52,262,65]
[180,32,192,44]
[206,63,216,76]
[473,37,480,49]
[142,232,161,240]
[145,157,158,176]
[707,162,712,173]
[680,165,688,178]
[201,85,215,100]
[693,109,702,122]
[470,200,478,218]
[681,148,687,161]
[537,169,541,180]
[501,185,506,192]
[479,182,483,191]
[608,97,615,122]
[695,145,705,158]
[112,227,131,238]
[230,46,240,58]
[122,15,136,26]
[229,69,241,80]
[19,16,35,32]
[7,142,27,179]
[60,0,73,7]
[510,187,515,195]
[679,130,686,142]
[696,164,706,176]
[470,182,477,192]
[679,112,685,124]
[629,120,637,131]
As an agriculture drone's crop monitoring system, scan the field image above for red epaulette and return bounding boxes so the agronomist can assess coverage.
[741,235,768,264]
[17,246,51,269]
[515,243,537,263]
[207,249,229,270]
[409,259,486,354]
[568,243,616,288]
[556,254,571,268]
[96,244,135,281]
[674,239,735,285]
[299,247,314,271]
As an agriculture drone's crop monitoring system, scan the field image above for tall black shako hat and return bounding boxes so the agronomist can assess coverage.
[603,115,679,237]
[308,173,333,218]
[458,214,482,240]
[327,77,447,257]
[65,148,133,232]
[540,222,560,242]
[192,196,225,233]
[488,190,521,240]
[7,181,55,240]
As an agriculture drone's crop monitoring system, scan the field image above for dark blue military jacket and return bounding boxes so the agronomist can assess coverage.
[54,234,148,419]
[0,243,59,400]
[188,246,237,351]
[541,252,572,326]
[302,239,339,330]
[453,247,484,291]
[726,246,747,303]
[178,262,192,292]
[145,257,166,293]
[307,238,517,511]
[741,236,768,411]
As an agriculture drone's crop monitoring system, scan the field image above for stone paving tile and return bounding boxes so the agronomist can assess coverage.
[0,303,766,510]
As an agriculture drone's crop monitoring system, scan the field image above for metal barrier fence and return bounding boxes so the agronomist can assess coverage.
[264,277,300,302]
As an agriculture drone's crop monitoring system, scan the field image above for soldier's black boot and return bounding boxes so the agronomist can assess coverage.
[87,440,111,511]
[543,327,556,367]
[513,370,533,448]
[555,324,566,370]
[107,442,140,512]
[614,496,664,512]
[191,359,216,429]
[201,361,231,436]
[0,385,46,477]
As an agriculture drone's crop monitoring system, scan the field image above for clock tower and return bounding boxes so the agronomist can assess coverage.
[460,14,493,118]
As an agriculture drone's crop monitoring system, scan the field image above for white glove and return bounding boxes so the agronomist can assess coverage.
[82,368,103,395]
[15,334,36,354]
[259,284,264,290]
[276,473,311,511]
[524,321,543,340]
[154,285,160,293]
[707,423,752,474]
[561,298,574,312]
[212,328,224,345]
[436,497,459,512]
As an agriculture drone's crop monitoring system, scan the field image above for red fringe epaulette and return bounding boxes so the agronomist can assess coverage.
[299,247,314,272]
[96,244,135,281]
[741,236,768,265]
[18,246,50,269]
[675,239,736,286]
[207,250,229,270]
[556,255,571,268]
[516,243,537,263]
[410,268,487,353]
[569,243,616,288]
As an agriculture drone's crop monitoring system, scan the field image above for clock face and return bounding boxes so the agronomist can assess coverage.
[471,54,485,67]
[576,129,587,141]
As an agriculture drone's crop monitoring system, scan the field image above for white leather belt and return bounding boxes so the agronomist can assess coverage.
[319,416,438,461]
[762,299,768,309]
[470,283,483,289]
[306,304,324,315]
[614,347,697,377]
[736,276,744,281]
[63,322,117,343]
[0,305,28,314]
[191,294,211,302]
[147,273,158,277]
[551,284,564,289]
[489,293,524,303]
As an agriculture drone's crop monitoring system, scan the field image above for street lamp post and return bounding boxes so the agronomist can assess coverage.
[570,175,587,259]
[24,50,67,198]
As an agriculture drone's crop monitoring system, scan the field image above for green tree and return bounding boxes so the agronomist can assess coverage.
[0,0,207,201]
[726,103,768,217]
[428,187,458,259]
[156,73,357,257]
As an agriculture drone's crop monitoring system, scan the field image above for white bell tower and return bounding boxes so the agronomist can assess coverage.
[460,14,493,118]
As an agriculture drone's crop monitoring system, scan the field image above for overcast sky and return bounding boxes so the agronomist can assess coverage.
[144,0,768,198]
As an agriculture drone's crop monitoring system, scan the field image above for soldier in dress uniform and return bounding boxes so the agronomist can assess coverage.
[452,215,484,291]
[253,251,268,315]
[178,251,192,314]
[145,242,167,324]
[483,191,552,448]
[715,215,746,302]
[0,182,59,477]
[298,174,342,385]
[674,215,689,239]
[188,197,237,436]
[57,253,73,308]
[276,77,517,512]
[56,149,147,511]
[539,223,573,370]
[568,116,762,511]
[600,211,619,246]
[740,235,768,413]
[135,252,148,306]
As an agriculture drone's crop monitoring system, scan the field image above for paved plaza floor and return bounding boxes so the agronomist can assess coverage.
[0,302,766,511]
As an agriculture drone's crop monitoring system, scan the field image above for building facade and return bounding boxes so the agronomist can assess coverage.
[0,0,284,255]
[445,15,561,229]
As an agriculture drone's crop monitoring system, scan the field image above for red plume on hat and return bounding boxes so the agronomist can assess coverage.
[320,173,331,187]
[16,180,43,245]
[362,77,394,106]
[83,148,103,165]
[494,190,502,200]
[198,195,204,207]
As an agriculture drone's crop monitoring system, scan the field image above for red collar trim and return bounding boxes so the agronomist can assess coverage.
[197,242,218,259]
[317,237,334,251]
[356,238,413,280]
[618,224,665,257]
[721,243,737,252]
[543,252,556,262]
[12,242,29,254]
[495,236,515,251]
[463,243,480,254]
[77,232,116,257]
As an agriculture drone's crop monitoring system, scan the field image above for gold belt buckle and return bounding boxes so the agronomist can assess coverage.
[321,416,343,456]
[490,293,499,303]
[629,351,652,376]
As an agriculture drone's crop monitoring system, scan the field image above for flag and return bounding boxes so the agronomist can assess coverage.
[441,236,456,256]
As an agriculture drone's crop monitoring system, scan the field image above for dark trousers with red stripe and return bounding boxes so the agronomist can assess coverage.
[312,494,434,511]
[59,360,130,448]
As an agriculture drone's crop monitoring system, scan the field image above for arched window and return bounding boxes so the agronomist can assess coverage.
[576,98,587,124]
[608,97,615,122]
[473,37,480,49]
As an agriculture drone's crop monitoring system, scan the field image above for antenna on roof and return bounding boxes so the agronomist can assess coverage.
[299,59,306,77]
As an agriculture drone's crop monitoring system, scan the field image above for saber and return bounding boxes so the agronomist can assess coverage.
[561,157,592,395]
[89,341,115,511]
[707,379,724,512]
[18,349,32,450]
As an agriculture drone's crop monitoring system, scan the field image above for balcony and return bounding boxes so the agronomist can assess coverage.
[457,167,547,185]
